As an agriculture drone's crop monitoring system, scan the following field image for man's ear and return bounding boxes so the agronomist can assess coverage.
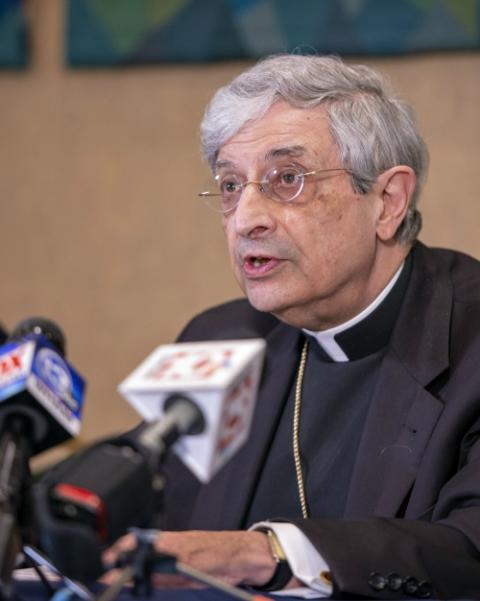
[375,166,416,242]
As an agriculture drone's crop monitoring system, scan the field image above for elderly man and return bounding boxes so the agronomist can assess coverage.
[110,55,480,598]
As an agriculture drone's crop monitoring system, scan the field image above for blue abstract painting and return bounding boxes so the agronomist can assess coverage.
[66,0,480,66]
[0,0,28,68]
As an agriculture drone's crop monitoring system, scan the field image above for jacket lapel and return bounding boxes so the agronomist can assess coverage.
[345,243,452,518]
[189,321,301,530]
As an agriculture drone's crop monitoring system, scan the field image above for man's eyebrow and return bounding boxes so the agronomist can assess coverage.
[214,146,306,171]
[265,145,306,161]
[214,159,234,171]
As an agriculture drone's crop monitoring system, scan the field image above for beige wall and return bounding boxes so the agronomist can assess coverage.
[1,1,479,466]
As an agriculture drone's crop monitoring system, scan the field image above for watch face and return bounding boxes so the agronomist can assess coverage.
[266,529,286,562]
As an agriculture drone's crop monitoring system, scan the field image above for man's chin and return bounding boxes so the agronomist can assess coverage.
[241,279,297,317]
[245,290,316,329]
[245,291,290,316]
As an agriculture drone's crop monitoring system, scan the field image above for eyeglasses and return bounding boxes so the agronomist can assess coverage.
[198,165,353,214]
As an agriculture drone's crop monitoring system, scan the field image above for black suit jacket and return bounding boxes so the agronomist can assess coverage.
[156,242,480,598]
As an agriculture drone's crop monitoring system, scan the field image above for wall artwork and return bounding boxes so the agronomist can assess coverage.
[66,0,480,67]
[0,0,28,68]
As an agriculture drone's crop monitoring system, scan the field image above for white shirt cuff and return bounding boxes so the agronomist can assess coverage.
[250,521,333,598]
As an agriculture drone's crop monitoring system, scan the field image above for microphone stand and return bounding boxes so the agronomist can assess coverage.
[97,528,268,601]
[22,545,94,601]
[0,416,35,600]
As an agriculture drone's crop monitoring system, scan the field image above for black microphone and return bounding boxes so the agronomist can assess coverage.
[0,324,7,346]
[138,394,205,458]
[34,395,204,583]
[0,317,86,455]
[0,317,85,599]
[9,317,66,357]
[34,438,154,583]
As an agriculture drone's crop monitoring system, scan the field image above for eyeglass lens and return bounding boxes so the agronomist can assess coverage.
[214,165,305,211]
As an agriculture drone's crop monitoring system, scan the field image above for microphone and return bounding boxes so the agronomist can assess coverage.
[0,317,85,598]
[0,324,7,346]
[139,394,205,458]
[34,396,202,583]
[0,317,86,455]
[38,394,205,558]
[34,437,155,583]
[34,339,265,583]
[119,339,266,482]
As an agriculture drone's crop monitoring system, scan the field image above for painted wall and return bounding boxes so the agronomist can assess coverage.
[1,1,479,467]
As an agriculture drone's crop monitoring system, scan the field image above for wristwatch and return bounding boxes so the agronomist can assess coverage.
[256,527,293,591]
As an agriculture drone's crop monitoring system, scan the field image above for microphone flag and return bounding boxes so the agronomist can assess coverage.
[118,339,265,482]
[0,336,85,453]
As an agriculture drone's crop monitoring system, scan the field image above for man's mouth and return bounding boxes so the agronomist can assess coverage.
[250,257,270,267]
[242,255,281,277]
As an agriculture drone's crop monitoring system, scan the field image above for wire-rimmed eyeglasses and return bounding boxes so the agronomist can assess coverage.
[198,165,353,214]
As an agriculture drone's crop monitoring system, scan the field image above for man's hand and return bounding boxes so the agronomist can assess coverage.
[103,530,281,587]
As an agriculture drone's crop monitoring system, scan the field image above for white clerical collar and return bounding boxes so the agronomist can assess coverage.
[303,262,405,362]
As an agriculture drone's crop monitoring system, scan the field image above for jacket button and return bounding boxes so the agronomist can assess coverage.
[387,572,403,591]
[368,572,386,591]
[416,581,433,598]
[403,576,419,595]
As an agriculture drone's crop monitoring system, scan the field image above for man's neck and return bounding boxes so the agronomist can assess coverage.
[276,244,412,331]
[303,258,409,361]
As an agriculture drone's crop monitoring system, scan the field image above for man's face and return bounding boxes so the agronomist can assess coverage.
[217,101,388,330]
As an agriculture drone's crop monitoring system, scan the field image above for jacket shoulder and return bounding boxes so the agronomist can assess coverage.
[177,298,280,342]
[419,245,480,303]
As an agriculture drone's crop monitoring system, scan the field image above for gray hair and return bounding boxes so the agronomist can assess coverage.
[200,54,429,244]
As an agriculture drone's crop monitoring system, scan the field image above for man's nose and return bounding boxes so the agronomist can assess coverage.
[232,183,277,238]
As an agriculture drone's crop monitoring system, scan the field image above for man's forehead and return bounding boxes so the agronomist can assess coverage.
[215,102,333,169]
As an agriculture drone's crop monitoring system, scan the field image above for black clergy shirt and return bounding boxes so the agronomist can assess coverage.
[244,256,412,526]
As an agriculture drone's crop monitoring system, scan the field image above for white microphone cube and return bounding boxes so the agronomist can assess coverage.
[118,339,266,482]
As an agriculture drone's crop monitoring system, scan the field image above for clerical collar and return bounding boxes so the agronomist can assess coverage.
[303,254,412,362]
